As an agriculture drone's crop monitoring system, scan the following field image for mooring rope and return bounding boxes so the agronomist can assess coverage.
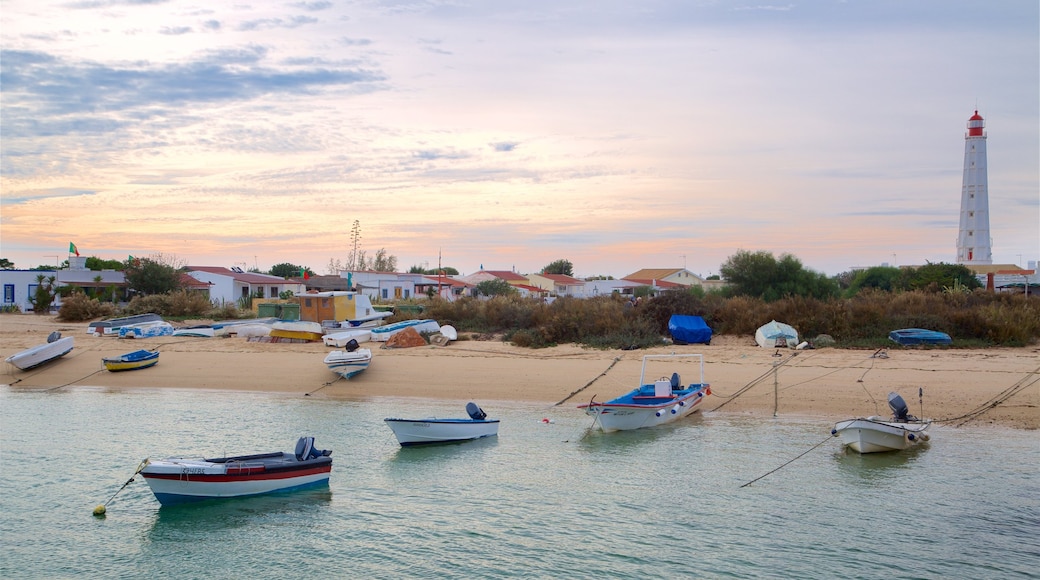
[739,434,834,488]
[93,459,148,516]
[934,366,1040,427]
[709,352,801,410]
[554,357,622,406]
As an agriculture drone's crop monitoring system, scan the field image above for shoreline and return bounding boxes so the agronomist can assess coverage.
[2,314,1037,430]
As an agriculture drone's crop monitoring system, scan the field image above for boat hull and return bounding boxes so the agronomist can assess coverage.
[888,328,952,346]
[140,453,332,506]
[322,329,372,347]
[271,321,324,342]
[833,418,931,453]
[370,319,440,341]
[384,418,500,446]
[103,349,159,372]
[323,348,372,379]
[5,336,74,370]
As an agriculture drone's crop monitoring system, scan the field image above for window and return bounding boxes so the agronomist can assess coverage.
[381,288,388,299]
[270,286,278,297]
[3,284,13,303]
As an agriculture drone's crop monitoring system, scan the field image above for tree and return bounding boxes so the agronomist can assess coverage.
[542,259,574,276]
[0,258,14,270]
[29,274,59,313]
[902,262,982,292]
[123,257,181,295]
[845,266,903,296]
[365,248,397,272]
[474,279,517,297]
[719,250,838,301]
[325,258,344,275]
[270,263,306,278]
[348,220,362,271]
[85,257,124,270]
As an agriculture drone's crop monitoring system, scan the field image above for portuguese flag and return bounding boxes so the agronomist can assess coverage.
[300,268,310,280]
[69,242,79,256]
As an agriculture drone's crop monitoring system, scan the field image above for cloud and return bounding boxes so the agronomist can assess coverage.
[0,47,385,123]
[491,142,518,152]
[159,26,193,35]
[237,16,319,31]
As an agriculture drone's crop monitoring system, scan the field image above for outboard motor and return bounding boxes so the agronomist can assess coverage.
[295,436,332,460]
[887,392,916,422]
[47,331,61,343]
[466,402,487,421]
[670,372,682,390]
[345,338,360,353]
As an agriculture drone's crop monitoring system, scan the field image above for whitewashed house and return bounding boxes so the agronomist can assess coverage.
[186,266,304,305]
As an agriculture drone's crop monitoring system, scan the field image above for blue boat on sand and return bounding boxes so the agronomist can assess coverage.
[888,328,952,346]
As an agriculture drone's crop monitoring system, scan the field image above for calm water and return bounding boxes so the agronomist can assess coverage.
[1,385,1037,579]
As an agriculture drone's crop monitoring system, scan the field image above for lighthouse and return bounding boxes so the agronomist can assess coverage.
[956,110,992,264]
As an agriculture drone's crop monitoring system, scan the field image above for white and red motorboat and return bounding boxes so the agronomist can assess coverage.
[139,437,332,506]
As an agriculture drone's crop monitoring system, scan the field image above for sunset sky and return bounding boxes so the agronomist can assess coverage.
[2,0,1037,278]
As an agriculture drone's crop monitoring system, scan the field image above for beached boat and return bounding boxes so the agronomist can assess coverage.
[172,325,215,338]
[370,319,440,342]
[578,354,711,432]
[270,320,324,342]
[322,328,372,347]
[118,321,174,339]
[102,349,159,372]
[341,310,393,328]
[88,313,163,336]
[888,328,952,346]
[139,436,333,506]
[384,403,500,446]
[755,320,799,348]
[323,342,372,379]
[832,392,932,453]
[5,333,74,371]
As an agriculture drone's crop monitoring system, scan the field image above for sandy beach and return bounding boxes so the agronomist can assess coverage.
[2,314,1037,430]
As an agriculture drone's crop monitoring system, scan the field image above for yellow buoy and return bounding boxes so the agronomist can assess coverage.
[93,505,106,516]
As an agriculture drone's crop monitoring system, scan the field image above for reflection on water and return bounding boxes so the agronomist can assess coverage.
[147,487,334,538]
[833,444,931,482]
[385,435,500,465]
[575,414,705,455]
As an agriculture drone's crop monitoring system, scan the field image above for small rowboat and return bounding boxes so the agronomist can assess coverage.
[102,349,159,372]
[139,437,333,506]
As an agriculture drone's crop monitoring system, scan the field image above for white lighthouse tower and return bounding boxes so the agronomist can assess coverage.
[956,110,992,264]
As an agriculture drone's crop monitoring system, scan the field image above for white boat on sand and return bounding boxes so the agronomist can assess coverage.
[322,328,371,347]
[323,340,372,379]
[832,392,932,453]
[5,332,74,370]
[384,403,499,446]
[578,354,711,432]
[139,436,332,506]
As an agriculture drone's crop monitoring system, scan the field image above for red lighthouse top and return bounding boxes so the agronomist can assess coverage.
[967,110,985,136]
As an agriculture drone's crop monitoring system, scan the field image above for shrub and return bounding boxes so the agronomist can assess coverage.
[57,292,117,322]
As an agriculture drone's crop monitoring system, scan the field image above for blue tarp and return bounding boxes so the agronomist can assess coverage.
[668,315,713,345]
